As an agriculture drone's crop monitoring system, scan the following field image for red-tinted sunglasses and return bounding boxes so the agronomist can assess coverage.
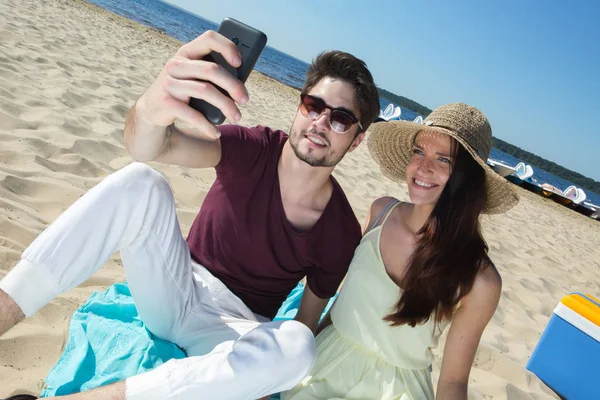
[299,94,363,134]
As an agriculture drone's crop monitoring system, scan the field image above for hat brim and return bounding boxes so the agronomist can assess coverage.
[367,120,519,214]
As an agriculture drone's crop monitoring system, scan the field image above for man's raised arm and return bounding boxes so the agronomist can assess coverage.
[123,30,249,168]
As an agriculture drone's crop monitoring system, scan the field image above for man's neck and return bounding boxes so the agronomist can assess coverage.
[277,142,334,208]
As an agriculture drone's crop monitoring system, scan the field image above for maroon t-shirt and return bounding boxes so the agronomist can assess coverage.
[186,124,361,319]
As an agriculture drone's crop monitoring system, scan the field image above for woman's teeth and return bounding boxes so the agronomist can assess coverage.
[415,179,435,188]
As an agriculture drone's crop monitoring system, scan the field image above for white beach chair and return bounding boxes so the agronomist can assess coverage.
[514,162,534,180]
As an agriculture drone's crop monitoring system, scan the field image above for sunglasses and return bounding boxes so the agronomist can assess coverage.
[299,94,363,134]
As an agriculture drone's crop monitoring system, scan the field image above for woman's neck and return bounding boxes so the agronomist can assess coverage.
[406,203,434,234]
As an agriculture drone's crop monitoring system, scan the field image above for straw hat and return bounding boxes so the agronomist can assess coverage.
[367,102,518,214]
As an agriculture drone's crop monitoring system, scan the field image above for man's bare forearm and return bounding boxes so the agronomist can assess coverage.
[0,289,25,336]
[123,98,170,162]
[47,381,125,400]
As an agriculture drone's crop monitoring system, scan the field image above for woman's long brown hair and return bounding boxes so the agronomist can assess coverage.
[384,140,491,327]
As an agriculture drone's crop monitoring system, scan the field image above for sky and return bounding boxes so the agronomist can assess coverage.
[167,0,600,181]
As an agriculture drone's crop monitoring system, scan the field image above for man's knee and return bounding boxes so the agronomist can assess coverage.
[117,162,168,188]
[107,162,172,201]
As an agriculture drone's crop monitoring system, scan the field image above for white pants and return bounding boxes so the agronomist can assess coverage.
[0,163,316,400]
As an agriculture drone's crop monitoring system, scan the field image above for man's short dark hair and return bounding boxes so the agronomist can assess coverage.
[303,51,380,133]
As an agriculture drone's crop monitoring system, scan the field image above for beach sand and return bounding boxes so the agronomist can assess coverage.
[1,0,599,398]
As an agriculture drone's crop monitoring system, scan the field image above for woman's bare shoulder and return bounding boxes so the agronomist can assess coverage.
[462,260,502,311]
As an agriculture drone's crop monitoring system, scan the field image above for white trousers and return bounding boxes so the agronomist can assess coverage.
[0,163,316,400]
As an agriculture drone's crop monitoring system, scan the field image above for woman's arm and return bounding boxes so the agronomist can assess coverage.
[315,305,334,336]
[436,264,502,400]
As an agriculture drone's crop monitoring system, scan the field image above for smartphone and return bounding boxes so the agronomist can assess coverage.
[190,18,268,125]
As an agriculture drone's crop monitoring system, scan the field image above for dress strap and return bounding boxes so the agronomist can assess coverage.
[367,199,401,232]
[380,199,401,226]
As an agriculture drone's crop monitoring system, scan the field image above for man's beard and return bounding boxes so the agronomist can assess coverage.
[289,128,350,167]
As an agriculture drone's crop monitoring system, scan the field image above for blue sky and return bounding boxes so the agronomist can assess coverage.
[167,0,600,181]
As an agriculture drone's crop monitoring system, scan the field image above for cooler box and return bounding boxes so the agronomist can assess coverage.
[526,293,600,399]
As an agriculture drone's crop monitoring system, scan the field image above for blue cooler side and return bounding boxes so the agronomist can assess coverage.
[526,313,600,400]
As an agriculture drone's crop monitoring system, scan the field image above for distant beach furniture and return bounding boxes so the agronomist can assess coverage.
[489,160,534,180]
[490,160,599,220]
[541,183,575,206]
[540,184,598,217]
[377,103,401,122]
[563,186,587,205]
[514,162,534,180]
[540,185,554,198]
[590,205,600,220]
[413,115,424,124]
[510,162,543,194]
[487,160,535,181]
[486,159,517,178]
[542,184,589,207]
[563,189,598,217]
[563,185,578,199]
[381,104,394,119]
[576,201,599,218]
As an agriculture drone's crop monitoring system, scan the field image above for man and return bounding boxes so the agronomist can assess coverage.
[0,30,380,399]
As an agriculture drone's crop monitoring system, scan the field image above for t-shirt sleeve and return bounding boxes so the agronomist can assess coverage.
[215,124,269,177]
[306,217,362,299]
[306,259,350,299]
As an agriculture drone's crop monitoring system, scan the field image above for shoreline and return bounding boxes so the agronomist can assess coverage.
[75,1,600,202]
[73,0,304,91]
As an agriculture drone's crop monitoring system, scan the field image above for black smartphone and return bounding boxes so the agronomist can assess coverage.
[190,18,268,125]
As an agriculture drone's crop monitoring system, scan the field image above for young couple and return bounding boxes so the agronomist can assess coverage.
[0,30,518,400]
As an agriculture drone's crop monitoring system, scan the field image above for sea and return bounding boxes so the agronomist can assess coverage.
[87,0,600,206]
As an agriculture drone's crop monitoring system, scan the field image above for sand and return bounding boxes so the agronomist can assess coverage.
[1,0,598,398]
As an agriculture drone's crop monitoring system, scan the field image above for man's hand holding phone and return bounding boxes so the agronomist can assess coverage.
[136,30,249,139]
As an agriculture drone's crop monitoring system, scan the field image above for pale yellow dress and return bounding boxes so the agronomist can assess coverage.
[282,200,448,400]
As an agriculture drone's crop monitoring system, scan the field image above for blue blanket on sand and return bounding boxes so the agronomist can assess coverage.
[41,282,336,398]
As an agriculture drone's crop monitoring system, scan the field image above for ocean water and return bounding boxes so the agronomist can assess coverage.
[87,0,600,206]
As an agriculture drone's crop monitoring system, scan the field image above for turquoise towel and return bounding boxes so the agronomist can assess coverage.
[41,282,336,397]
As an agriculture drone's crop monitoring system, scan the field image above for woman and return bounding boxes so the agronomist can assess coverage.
[282,103,519,399]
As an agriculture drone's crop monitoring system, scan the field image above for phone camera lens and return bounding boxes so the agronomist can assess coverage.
[232,37,239,45]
